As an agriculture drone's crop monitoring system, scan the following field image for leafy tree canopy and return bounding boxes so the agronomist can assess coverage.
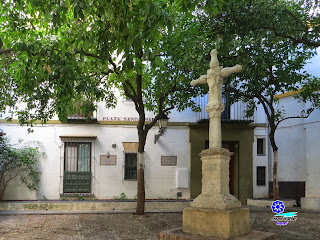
[182,0,320,200]
[0,0,222,126]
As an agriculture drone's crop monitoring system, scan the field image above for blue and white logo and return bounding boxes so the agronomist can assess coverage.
[271,200,285,214]
[271,200,297,226]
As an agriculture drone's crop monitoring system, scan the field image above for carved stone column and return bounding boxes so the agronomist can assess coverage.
[206,102,224,149]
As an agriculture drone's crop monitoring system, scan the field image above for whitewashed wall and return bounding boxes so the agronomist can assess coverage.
[269,93,320,209]
[252,127,269,198]
[0,123,190,200]
[275,96,307,182]
[97,90,197,123]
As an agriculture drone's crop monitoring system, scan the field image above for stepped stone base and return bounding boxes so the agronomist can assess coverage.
[301,197,320,210]
[160,228,276,240]
[183,207,250,239]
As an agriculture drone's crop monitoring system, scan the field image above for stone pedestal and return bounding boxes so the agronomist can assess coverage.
[301,197,320,210]
[183,148,249,239]
[190,148,241,209]
[183,207,250,238]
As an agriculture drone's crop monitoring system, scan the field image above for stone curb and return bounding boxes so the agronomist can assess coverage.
[0,209,183,215]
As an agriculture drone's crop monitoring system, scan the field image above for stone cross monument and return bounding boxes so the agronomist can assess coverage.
[190,49,242,149]
[183,49,250,238]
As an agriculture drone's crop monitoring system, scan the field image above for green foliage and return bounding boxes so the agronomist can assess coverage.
[0,0,224,127]
[113,192,127,200]
[0,137,41,200]
[182,0,320,125]
[0,0,224,215]
[76,194,85,201]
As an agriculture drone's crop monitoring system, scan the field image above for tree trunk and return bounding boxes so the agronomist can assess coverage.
[135,128,147,215]
[136,152,145,215]
[269,126,279,200]
[272,150,279,200]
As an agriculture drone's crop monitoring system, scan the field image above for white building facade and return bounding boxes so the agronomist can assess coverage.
[0,90,194,200]
[1,88,319,209]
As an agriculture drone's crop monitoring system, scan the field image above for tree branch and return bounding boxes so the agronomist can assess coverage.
[275,109,314,129]
[0,48,13,55]
[274,32,320,47]
[282,8,307,30]
[122,82,136,102]
[76,49,104,59]
[256,95,272,122]
[125,80,137,97]
[108,57,118,74]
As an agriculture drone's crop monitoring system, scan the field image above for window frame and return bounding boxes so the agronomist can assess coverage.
[64,141,92,172]
[256,166,266,186]
[124,152,137,181]
[257,138,266,156]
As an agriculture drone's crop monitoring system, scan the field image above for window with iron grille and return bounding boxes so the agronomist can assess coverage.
[124,152,137,180]
[64,142,91,172]
[257,166,266,186]
[61,137,95,194]
[257,138,265,156]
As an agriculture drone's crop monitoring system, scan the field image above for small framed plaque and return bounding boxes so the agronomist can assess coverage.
[100,155,117,165]
[161,156,177,166]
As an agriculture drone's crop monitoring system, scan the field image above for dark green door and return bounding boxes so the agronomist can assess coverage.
[63,142,92,194]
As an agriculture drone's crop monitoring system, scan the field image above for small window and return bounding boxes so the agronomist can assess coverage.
[257,138,265,155]
[257,166,266,186]
[124,153,137,180]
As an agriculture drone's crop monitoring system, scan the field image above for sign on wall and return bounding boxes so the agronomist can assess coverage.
[102,117,154,121]
[100,155,117,165]
[161,156,177,166]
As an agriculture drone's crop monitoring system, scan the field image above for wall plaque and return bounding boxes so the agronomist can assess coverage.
[100,155,117,165]
[161,156,177,166]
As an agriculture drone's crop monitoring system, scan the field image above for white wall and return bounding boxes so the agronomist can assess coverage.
[252,127,269,198]
[253,94,320,198]
[0,123,190,200]
[305,123,320,198]
[97,90,197,123]
[274,95,320,183]
[1,88,197,123]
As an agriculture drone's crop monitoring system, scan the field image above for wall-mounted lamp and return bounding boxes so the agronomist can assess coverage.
[112,143,117,148]
[154,113,169,144]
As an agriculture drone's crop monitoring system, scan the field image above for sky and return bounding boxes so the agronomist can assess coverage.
[304,48,320,77]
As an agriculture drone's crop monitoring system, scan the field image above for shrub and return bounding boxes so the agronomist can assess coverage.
[0,136,41,200]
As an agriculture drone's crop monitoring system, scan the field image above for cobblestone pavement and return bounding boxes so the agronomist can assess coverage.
[0,210,319,240]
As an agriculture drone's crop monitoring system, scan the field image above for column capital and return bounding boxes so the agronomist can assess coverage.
[206,103,224,118]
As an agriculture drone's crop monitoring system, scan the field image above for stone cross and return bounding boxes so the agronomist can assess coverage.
[191,49,242,149]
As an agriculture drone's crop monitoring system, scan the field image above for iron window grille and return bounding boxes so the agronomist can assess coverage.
[257,166,266,186]
[61,137,96,195]
[124,152,137,180]
[257,138,265,156]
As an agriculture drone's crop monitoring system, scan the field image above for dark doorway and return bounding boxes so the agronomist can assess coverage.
[222,142,236,196]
